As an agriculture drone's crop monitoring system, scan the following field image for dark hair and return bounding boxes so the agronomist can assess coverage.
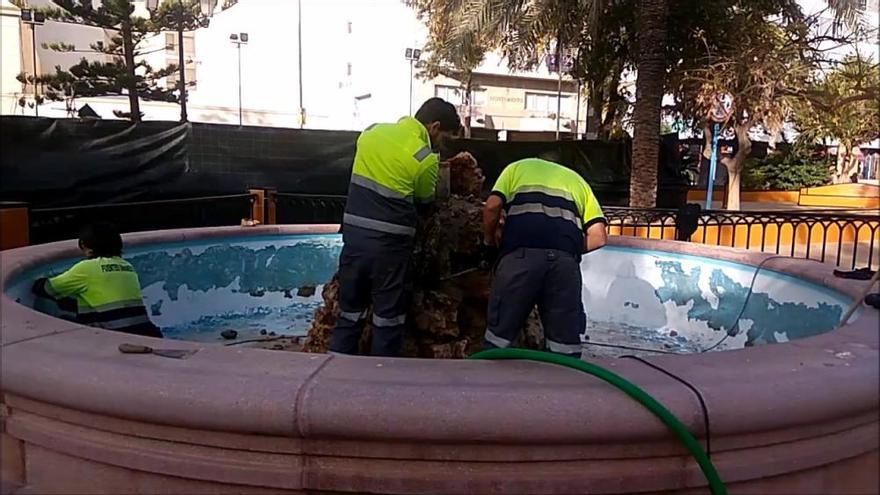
[538,149,562,163]
[78,222,123,257]
[415,97,461,133]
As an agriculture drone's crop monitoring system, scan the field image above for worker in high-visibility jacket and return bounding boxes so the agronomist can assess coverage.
[330,98,461,356]
[481,151,608,357]
[32,222,163,338]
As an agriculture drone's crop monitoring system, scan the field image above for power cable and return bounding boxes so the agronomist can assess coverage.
[582,255,794,356]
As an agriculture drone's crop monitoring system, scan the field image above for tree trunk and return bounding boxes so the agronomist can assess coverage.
[121,18,141,122]
[834,144,859,183]
[629,0,668,208]
[462,76,472,139]
[721,121,752,211]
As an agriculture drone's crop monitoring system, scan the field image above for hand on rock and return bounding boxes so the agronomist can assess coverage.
[480,243,499,270]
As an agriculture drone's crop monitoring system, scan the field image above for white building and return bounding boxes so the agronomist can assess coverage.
[2,0,588,134]
[3,0,873,135]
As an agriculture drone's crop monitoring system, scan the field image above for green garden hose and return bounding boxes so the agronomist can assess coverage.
[469,348,727,495]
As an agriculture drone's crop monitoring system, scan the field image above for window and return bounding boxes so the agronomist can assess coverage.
[434,85,486,107]
[184,34,195,57]
[525,92,570,116]
[471,89,487,107]
[346,62,352,76]
[435,85,462,106]
[167,68,197,89]
[167,33,195,55]
[347,21,352,34]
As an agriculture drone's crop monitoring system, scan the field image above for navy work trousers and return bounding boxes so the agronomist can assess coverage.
[484,248,585,357]
[329,243,410,357]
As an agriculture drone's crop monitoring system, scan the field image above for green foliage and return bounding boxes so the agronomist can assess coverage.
[671,0,811,135]
[152,0,211,33]
[791,56,879,155]
[742,147,832,191]
[12,0,201,120]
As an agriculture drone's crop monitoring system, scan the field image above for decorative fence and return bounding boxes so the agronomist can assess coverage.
[603,207,879,270]
[268,193,880,270]
[16,190,879,271]
[28,193,256,245]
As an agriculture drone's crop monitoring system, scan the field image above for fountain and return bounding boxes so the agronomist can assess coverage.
[1,158,877,492]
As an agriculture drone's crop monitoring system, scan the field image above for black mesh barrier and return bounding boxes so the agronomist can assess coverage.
[1,116,687,210]
[447,133,687,207]
[273,193,346,225]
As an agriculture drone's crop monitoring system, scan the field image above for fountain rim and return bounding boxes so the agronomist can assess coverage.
[1,225,877,450]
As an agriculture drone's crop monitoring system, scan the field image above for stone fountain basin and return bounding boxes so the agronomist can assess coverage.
[1,225,877,494]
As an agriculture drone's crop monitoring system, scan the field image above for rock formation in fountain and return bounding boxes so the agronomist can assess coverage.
[303,152,543,358]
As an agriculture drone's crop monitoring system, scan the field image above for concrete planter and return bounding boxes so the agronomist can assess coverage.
[2,226,877,494]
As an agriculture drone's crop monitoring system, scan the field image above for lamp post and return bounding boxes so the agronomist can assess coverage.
[404,47,421,115]
[297,0,304,128]
[230,32,248,126]
[20,9,45,117]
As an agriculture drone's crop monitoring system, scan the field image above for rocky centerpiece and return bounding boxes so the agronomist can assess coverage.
[303,152,542,358]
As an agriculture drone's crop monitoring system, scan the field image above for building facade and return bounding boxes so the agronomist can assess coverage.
[1,0,591,134]
[3,0,873,138]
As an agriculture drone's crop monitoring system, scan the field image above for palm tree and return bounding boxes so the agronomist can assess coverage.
[415,0,670,207]
[629,0,667,208]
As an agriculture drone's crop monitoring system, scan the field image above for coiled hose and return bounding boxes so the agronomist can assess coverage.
[469,348,727,495]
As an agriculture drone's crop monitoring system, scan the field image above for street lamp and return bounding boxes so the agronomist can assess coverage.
[20,9,45,117]
[230,32,248,126]
[404,47,421,115]
[297,0,304,128]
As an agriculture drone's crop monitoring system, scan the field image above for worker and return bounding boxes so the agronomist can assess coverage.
[481,151,608,357]
[330,98,461,356]
[32,222,163,338]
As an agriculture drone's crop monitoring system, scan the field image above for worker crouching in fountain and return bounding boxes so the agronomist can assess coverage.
[481,151,608,357]
[329,98,462,357]
[32,222,163,338]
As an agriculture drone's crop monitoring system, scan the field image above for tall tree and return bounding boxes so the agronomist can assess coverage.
[629,0,667,207]
[672,1,812,210]
[792,56,880,183]
[15,0,177,121]
[151,0,214,122]
[670,0,871,208]
[410,0,669,206]
[407,0,490,137]
[575,1,634,139]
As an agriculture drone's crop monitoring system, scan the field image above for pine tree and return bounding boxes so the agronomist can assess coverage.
[14,0,178,121]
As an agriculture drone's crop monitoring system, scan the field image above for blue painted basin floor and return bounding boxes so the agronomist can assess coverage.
[6,234,850,354]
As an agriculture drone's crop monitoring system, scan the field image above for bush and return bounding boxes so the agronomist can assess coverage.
[742,146,832,191]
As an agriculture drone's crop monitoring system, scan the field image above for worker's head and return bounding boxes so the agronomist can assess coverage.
[78,222,123,259]
[538,149,562,163]
[415,97,461,151]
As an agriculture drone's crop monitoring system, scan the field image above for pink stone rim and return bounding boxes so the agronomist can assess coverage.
[1,225,877,493]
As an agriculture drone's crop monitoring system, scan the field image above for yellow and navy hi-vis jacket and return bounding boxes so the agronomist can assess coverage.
[342,116,438,240]
[490,158,606,257]
[35,257,161,336]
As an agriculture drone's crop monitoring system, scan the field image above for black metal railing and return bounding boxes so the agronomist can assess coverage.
[272,193,346,225]
[29,193,256,244]
[268,194,879,270]
[604,207,880,270]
